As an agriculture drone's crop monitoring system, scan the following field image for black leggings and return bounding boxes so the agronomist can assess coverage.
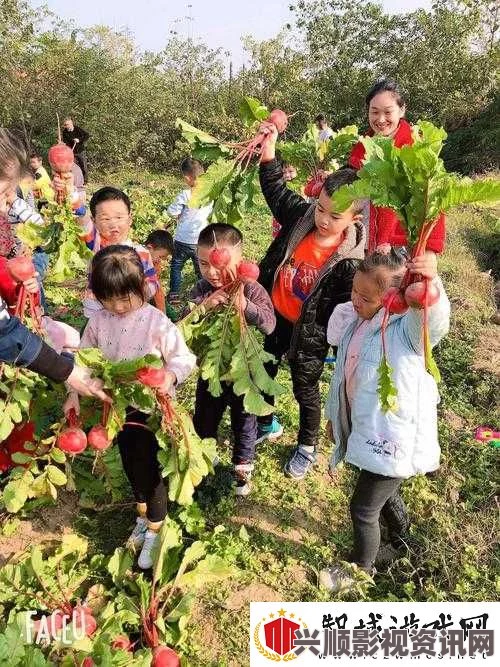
[116,409,167,523]
[350,469,409,570]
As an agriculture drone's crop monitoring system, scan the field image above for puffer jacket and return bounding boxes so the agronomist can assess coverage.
[325,277,450,479]
[258,159,366,366]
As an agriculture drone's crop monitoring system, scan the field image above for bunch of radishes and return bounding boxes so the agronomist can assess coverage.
[6,256,43,334]
[231,108,288,169]
[208,246,260,287]
[57,405,111,456]
[47,113,75,204]
[382,279,439,315]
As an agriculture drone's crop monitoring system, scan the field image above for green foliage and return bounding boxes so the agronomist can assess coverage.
[17,202,92,283]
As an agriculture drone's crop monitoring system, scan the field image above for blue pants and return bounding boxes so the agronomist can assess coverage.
[32,249,48,310]
[169,240,201,295]
[193,378,257,465]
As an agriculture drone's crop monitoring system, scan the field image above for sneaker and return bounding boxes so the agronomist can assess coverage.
[234,463,254,497]
[284,445,316,480]
[138,529,159,569]
[255,416,283,444]
[319,563,375,593]
[126,517,147,553]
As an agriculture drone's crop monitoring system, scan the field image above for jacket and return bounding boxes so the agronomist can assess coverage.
[0,296,73,381]
[258,158,365,364]
[62,125,89,154]
[348,119,446,254]
[325,277,450,478]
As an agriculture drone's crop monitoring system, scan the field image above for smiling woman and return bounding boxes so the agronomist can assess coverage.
[348,78,446,255]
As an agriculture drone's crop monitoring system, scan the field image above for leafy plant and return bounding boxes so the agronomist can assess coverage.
[333,120,500,410]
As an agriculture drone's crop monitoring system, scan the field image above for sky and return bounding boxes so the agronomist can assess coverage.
[38,0,432,67]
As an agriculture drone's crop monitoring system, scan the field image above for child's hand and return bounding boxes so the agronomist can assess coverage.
[407,250,437,280]
[259,122,279,162]
[204,289,229,310]
[63,392,80,417]
[325,420,333,441]
[23,273,39,294]
[157,370,177,396]
[52,172,74,195]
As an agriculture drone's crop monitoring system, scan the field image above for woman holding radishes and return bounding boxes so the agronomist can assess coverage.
[320,250,450,592]
[349,79,446,254]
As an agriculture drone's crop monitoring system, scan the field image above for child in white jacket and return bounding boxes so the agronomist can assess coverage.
[321,250,450,592]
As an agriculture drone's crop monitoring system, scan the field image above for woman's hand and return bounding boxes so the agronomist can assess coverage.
[407,250,438,280]
[259,122,279,163]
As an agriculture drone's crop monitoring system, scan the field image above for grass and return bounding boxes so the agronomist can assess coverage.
[1,173,499,666]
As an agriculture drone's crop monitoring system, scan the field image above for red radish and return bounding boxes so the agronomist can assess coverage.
[47,143,74,173]
[87,424,111,451]
[81,658,95,667]
[209,247,231,269]
[73,606,97,636]
[382,287,408,315]
[404,280,439,309]
[57,410,87,455]
[6,256,35,282]
[136,366,167,388]
[237,260,260,282]
[151,646,181,667]
[268,109,288,133]
[112,635,132,651]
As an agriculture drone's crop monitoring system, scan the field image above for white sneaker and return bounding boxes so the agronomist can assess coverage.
[234,463,254,497]
[138,529,159,569]
[126,517,147,552]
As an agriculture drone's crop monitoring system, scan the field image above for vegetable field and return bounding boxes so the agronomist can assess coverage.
[0,167,498,665]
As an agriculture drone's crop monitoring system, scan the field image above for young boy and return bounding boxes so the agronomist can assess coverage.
[29,152,54,209]
[191,223,276,497]
[144,229,178,321]
[167,157,213,305]
[80,186,160,317]
[256,123,366,480]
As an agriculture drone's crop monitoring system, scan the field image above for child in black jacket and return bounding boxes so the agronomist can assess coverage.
[256,123,365,479]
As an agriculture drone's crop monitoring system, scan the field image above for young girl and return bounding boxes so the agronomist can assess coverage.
[348,78,446,255]
[64,245,196,569]
[320,251,450,592]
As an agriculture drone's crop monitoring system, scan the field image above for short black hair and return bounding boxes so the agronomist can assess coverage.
[90,245,146,303]
[29,150,42,159]
[315,113,327,123]
[323,168,364,213]
[358,249,406,290]
[365,78,405,108]
[181,157,203,177]
[197,223,242,248]
[145,229,174,254]
[90,186,131,217]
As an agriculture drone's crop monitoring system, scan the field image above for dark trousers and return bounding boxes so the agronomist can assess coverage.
[117,409,167,522]
[169,240,201,295]
[74,152,88,183]
[258,312,323,449]
[193,378,257,465]
[350,470,410,570]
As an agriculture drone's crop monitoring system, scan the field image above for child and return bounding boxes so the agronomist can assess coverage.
[315,114,334,142]
[320,251,450,592]
[256,123,366,480]
[144,229,177,320]
[29,152,54,209]
[191,223,276,496]
[348,78,445,254]
[167,158,213,304]
[64,245,195,568]
[78,186,160,318]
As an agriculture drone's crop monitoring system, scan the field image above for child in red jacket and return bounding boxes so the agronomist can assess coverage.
[349,78,445,254]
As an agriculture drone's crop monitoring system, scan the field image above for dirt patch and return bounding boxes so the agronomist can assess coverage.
[0,492,79,565]
[224,583,281,611]
[229,503,304,544]
[443,409,466,430]
[473,324,500,378]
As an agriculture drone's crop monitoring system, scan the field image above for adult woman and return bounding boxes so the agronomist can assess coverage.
[349,79,445,254]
